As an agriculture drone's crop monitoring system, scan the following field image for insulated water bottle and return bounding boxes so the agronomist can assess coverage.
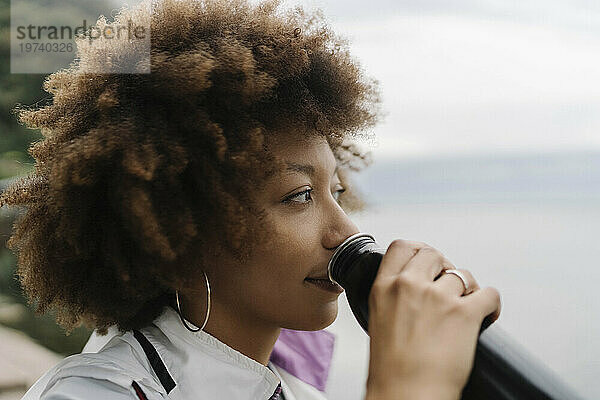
[327,232,585,400]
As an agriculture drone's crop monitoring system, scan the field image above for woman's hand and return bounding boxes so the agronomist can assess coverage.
[365,239,501,400]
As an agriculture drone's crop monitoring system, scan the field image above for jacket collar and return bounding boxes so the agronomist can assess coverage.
[155,306,335,393]
[153,306,280,399]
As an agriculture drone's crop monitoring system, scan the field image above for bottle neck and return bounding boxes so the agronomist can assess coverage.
[329,234,378,284]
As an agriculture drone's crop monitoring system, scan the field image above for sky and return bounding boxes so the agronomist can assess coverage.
[103,0,600,161]
[280,0,600,160]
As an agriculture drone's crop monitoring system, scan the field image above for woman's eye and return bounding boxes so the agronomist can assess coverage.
[283,188,313,204]
[333,187,346,201]
[283,187,346,205]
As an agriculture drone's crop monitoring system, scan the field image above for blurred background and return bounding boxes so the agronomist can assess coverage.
[1,0,599,399]
[1,0,119,399]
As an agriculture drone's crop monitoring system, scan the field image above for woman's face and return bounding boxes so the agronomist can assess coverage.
[207,133,360,331]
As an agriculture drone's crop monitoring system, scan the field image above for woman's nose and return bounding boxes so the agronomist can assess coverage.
[322,207,361,251]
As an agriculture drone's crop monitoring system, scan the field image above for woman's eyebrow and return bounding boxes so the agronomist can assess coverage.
[286,162,338,177]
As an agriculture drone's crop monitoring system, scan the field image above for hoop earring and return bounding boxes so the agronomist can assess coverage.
[175,271,211,333]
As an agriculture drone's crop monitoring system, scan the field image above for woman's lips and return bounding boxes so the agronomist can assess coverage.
[304,277,344,293]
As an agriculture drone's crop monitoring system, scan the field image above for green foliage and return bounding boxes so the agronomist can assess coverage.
[0,0,45,163]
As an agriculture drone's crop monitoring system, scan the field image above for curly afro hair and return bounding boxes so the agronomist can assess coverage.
[0,0,381,335]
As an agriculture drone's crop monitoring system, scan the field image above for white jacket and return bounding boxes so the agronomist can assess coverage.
[21,306,335,399]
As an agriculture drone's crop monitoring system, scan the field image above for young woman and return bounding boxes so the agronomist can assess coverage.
[2,0,501,399]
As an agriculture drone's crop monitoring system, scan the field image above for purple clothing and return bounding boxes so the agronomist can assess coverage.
[269,328,336,392]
